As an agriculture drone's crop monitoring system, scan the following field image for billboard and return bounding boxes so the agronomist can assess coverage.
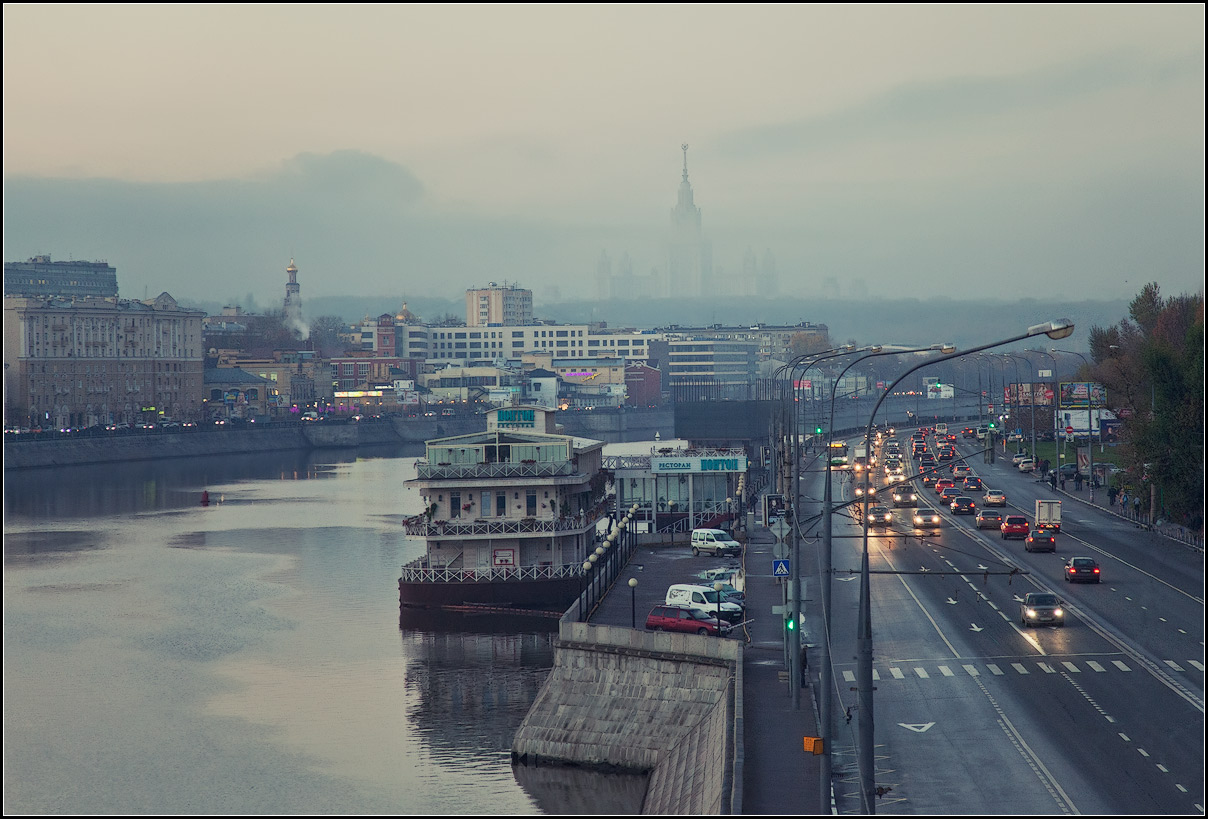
[1058,382,1106,409]
[1006,382,1056,407]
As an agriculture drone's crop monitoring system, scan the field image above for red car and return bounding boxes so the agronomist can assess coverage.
[934,478,956,494]
[645,605,731,637]
[1001,515,1029,540]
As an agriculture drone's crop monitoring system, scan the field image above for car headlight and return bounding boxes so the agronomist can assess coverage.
[1026,609,1036,617]
[1053,609,1063,617]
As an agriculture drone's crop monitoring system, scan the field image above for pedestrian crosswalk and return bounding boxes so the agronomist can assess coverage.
[838,657,1205,682]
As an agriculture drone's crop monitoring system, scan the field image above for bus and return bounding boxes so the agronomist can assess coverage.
[829,440,849,469]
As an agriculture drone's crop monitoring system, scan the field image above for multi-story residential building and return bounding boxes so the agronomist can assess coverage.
[3,293,204,427]
[4,255,119,299]
[465,282,533,327]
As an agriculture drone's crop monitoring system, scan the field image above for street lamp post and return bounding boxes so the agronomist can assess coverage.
[629,577,638,628]
[817,343,951,812]
[1052,348,1096,504]
[853,320,1074,813]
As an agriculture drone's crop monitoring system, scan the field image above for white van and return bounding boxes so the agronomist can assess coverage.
[665,584,744,623]
[690,528,742,557]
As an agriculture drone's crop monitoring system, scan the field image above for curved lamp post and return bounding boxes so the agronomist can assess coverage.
[816,342,951,810]
[853,319,1074,813]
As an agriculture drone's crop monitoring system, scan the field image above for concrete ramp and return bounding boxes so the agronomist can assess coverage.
[512,622,738,813]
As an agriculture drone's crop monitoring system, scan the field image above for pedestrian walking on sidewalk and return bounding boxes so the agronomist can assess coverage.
[1121,491,1129,516]
[1108,485,1118,508]
[1050,472,1057,491]
[1133,496,1142,520]
[1074,472,1083,492]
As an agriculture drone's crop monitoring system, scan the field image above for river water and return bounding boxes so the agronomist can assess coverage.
[3,444,574,814]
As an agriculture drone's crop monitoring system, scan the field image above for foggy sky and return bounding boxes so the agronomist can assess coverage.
[3,5,1203,308]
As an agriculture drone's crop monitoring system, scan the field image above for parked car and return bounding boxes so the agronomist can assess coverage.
[1064,557,1101,583]
[1000,515,1029,539]
[1057,463,1080,479]
[1025,530,1057,552]
[665,584,744,623]
[690,528,742,558]
[975,510,1004,529]
[645,605,732,637]
[1020,593,1065,627]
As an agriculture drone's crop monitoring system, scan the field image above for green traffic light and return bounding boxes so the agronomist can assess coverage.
[786,618,796,631]
[815,426,823,435]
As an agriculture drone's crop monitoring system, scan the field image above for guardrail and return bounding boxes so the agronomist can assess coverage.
[399,560,584,584]
[403,515,592,537]
[414,461,577,480]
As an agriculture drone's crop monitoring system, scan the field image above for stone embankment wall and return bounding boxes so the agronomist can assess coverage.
[512,621,739,814]
[4,408,674,470]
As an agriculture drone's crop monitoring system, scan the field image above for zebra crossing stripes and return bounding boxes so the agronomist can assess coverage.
[835,658,1202,681]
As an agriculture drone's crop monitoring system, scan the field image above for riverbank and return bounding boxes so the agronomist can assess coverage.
[3,408,674,470]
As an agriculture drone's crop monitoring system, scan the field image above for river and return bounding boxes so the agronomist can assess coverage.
[3,444,567,814]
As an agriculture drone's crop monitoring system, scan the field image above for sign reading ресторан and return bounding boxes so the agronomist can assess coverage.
[651,455,748,473]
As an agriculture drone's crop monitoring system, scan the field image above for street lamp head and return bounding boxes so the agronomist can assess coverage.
[1031,319,1075,340]
[932,343,957,353]
[868,345,883,353]
[628,577,637,588]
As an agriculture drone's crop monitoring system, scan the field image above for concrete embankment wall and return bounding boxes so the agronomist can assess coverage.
[3,409,674,470]
[512,621,739,814]
[1,416,478,470]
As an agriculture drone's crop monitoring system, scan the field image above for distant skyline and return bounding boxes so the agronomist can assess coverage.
[3,5,1203,307]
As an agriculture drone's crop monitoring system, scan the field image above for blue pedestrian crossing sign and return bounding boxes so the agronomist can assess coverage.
[773,559,790,577]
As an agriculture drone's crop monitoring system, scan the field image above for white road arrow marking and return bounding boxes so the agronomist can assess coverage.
[837,576,857,582]
[970,623,984,632]
[899,722,935,732]
[946,598,958,605]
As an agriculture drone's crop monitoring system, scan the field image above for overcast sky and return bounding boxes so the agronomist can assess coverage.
[3,5,1203,307]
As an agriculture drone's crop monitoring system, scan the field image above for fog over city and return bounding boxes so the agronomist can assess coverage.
[4,6,1203,314]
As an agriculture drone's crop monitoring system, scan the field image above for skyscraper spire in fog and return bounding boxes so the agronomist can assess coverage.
[667,143,710,297]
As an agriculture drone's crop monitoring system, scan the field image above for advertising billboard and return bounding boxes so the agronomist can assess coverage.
[1058,382,1106,409]
[1006,383,1056,407]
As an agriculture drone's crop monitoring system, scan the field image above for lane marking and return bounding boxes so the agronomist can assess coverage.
[1112,660,1132,672]
[938,665,954,677]
[914,667,929,678]
[963,664,980,677]
[1012,663,1029,674]
[1164,660,1185,672]
[1087,661,1106,672]
[1061,661,1080,673]
[1037,662,1056,674]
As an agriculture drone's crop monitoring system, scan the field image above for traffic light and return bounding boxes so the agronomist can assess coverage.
[786,617,797,633]
[988,420,996,429]
[815,426,823,435]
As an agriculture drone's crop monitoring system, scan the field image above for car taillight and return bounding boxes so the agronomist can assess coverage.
[1093,568,1100,573]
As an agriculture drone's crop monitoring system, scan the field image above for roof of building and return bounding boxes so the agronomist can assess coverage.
[204,367,273,386]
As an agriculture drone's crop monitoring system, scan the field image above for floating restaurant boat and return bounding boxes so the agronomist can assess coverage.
[399,406,610,611]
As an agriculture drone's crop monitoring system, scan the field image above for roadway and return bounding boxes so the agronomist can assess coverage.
[799,427,1204,814]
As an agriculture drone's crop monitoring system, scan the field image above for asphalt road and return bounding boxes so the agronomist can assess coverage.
[798,429,1204,814]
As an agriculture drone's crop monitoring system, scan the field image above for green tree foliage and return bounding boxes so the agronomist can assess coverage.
[1091,283,1204,530]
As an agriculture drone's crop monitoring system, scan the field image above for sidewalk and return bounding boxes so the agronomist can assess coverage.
[1043,476,1204,552]
[738,523,823,814]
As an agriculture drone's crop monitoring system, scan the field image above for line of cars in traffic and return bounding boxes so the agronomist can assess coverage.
[869,425,1104,588]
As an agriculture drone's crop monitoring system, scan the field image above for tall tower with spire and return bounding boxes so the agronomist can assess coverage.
[666,143,712,298]
[283,258,304,337]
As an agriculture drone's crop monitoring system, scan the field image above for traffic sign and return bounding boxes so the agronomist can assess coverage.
[1065,425,1075,435]
[772,559,790,577]
[771,518,789,540]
